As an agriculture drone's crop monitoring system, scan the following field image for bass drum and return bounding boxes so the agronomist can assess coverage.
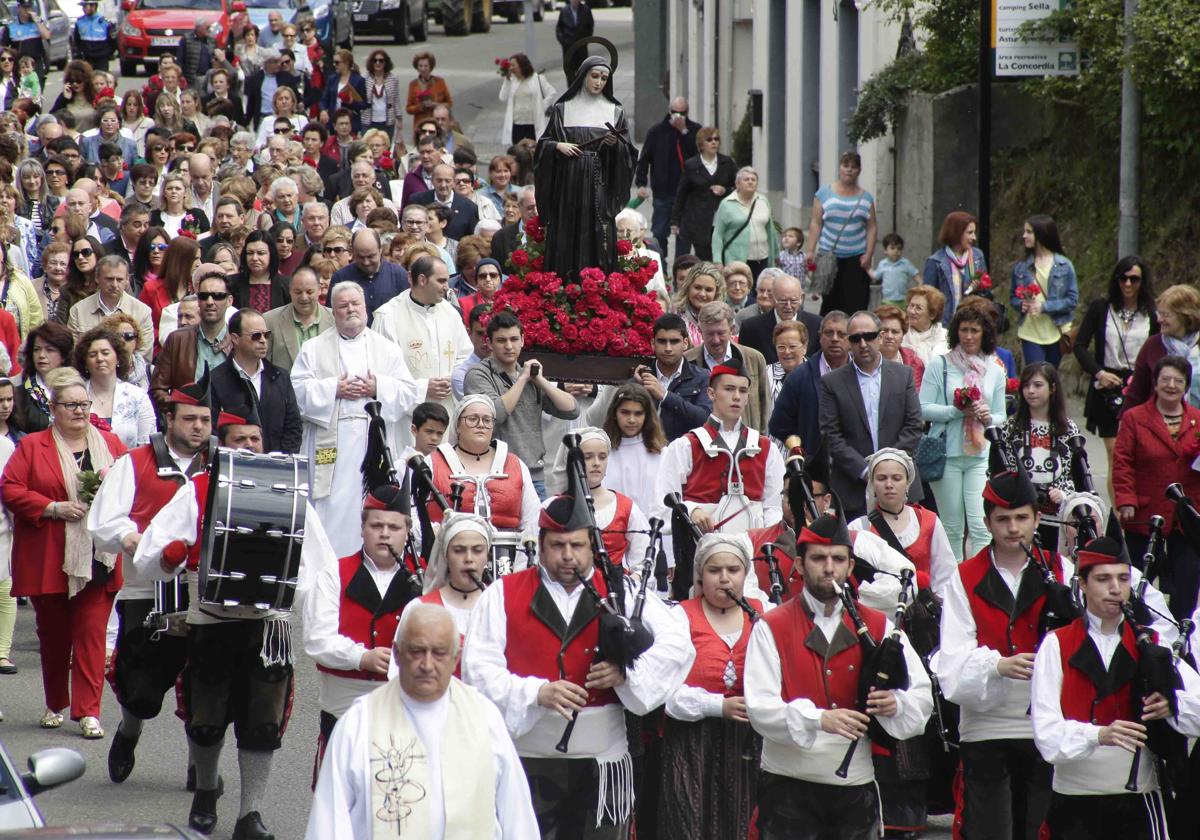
[199,449,308,611]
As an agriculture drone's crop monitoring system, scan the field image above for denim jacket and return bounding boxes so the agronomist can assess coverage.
[1009,253,1079,328]
[922,246,987,326]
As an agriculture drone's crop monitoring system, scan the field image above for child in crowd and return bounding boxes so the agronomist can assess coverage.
[17,57,40,104]
[777,226,807,283]
[409,401,450,458]
[871,232,920,306]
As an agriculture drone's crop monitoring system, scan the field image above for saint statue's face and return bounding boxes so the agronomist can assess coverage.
[585,67,609,95]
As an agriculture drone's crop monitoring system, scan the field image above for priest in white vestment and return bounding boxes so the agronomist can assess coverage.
[306,603,538,840]
[292,281,421,557]
[371,255,473,416]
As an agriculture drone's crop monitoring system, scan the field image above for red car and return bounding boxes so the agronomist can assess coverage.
[117,0,234,76]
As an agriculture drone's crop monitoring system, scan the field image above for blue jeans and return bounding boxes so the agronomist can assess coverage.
[531,478,547,501]
[930,454,990,561]
[1021,339,1063,368]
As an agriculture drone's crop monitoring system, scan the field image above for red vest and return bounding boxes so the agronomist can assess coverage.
[315,553,413,682]
[429,447,524,529]
[420,590,464,678]
[748,522,795,598]
[680,596,761,696]
[600,492,634,567]
[682,422,770,504]
[501,567,619,709]
[128,445,190,533]
[761,595,887,710]
[957,546,1066,656]
[866,505,938,590]
[1055,617,1140,726]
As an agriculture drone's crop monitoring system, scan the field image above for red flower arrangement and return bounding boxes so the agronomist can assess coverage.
[953,385,982,410]
[488,215,663,356]
[178,212,204,240]
[494,57,512,79]
[1014,283,1041,301]
[88,414,112,433]
[376,150,397,177]
[1005,377,1020,395]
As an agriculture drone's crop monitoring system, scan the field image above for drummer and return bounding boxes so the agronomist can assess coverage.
[132,402,336,840]
[426,395,540,573]
[302,483,420,780]
[87,379,214,788]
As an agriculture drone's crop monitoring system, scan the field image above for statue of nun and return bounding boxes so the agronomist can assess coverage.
[534,55,636,278]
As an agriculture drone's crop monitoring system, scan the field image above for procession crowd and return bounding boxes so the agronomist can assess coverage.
[0,3,1197,838]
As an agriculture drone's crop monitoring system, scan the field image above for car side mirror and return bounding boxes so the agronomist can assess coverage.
[21,748,86,796]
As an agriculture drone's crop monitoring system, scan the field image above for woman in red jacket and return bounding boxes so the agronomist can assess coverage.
[1113,354,1200,620]
[0,367,126,737]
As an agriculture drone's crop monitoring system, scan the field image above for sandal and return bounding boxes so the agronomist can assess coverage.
[39,709,64,729]
[0,657,16,674]
[80,716,104,739]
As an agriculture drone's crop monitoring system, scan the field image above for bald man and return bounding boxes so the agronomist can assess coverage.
[408,163,479,240]
[635,97,701,257]
[307,604,538,838]
[738,270,823,363]
[62,181,119,243]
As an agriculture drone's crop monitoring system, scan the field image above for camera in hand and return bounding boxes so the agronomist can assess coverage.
[528,361,541,378]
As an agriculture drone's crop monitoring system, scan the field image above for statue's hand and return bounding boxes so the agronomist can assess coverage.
[601,133,617,146]
[557,142,582,158]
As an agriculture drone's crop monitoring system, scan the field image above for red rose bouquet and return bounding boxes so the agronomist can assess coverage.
[953,385,982,410]
[495,57,512,79]
[489,215,663,357]
[179,212,204,240]
[1015,283,1040,301]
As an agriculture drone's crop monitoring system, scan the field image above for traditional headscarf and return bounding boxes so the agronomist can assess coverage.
[422,512,493,595]
[450,394,495,444]
[693,532,752,587]
[864,447,917,512]
[1058,491,1106,559]
[574,426,610,452]
[554,55,619,106]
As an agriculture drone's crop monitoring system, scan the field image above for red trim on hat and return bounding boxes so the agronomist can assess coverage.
[1077,549,1124,572]
[538,506,567,532]
[216,411,247,427]
[171,390,203,406]
[364,492,387,511]
[982,482,1011,509]
[797,526,832,546]
[710,363,747,381]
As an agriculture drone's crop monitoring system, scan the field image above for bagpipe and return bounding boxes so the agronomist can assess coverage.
[664,491,704,601]
[783,435,819,526]
[1019,538,1080,638]
[360,400,426,592]
[831,574,911,779]
[723,587,763,622]
[556,433,658,753]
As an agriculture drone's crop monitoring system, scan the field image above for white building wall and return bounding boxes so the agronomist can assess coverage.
[670,0,903,239]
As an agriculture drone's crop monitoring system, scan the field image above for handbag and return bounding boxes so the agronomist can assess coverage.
[914,357,949,481]
[811,191,865,296]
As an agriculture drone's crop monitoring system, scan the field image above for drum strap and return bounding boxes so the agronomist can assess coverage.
[149,433,214,482]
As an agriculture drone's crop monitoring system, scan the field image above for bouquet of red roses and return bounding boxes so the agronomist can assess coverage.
[494,57,512,79]
[953,385,982,410]
[968,271,992,293]
[490,215,663,357]
[178,212,204,240]
[1014,283,1040,301]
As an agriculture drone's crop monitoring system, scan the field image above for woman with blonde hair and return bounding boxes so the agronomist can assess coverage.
[671,262,726,347]
[320,49,368,133]
[255,86,305,148]
[1125,283,1200,409]
[152,94,184,135]
[1,366,126,737]
[150,172,209,240]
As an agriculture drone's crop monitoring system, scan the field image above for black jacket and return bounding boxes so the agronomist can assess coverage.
[328,168,394,204]
[407,191,480,241]
[657,358,712,443]
[670,153,737,241]
[243,69,302,128]
[1073,296,1159,377]
[231,273,291,313]
[202,93,246,128]
[209,357,303,454]
[490,222,522,274]
[739,310,822,365]
[555,3,594,47]
[635,115,702,197]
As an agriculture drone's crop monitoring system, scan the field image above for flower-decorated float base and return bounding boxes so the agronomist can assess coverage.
[518,350,652,385]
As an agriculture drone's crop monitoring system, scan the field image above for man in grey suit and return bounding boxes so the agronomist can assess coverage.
[819,310,923,520]
[261,267,334,373]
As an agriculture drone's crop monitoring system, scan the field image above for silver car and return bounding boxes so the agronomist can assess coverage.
[0,0,72,70]
[0,743,85,830]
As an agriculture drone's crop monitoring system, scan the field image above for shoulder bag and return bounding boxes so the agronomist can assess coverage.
[914,356,949,481]
[718,196,758,263]
[811,191,865,296]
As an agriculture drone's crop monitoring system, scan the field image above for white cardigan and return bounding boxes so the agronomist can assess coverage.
[499,72,555,145]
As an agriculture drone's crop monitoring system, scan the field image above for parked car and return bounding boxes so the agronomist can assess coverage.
[349,0,426,44]
[117,0,234,77]
[494,0,542,22]
[0,0,71,70]
[241,0,353,51]
[0,744,85,831]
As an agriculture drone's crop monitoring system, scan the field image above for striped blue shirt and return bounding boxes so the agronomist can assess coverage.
[816,186,874,257]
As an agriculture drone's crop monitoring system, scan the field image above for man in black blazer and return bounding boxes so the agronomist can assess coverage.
[242,50,301,129]
[408,164,479,241]
[209,309,303,454]
[328,154,394,204]
[817,311,923,520]
[556,0,594,82]
[489,186,536,273]
[738,271,821,364]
